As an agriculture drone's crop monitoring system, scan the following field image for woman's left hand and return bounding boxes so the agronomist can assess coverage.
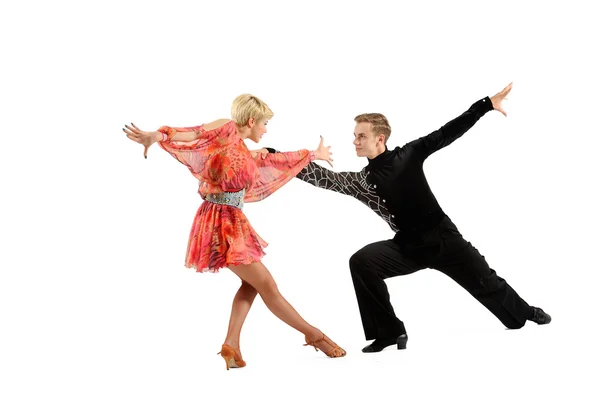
[314,136,333,167]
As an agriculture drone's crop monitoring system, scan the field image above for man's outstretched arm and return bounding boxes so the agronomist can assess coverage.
[295,162,398,232]
[410,82,512,159]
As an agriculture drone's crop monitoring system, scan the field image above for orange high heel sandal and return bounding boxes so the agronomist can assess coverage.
[217,344,247,370]
[304,334,346,358]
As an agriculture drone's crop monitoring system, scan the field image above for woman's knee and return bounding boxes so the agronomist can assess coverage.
[245,272,279,297]
[229,262,277,294]
[257,278,279,297]
[240,280,258,296]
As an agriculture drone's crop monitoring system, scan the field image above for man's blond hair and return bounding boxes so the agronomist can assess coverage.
[231,94,274,126]
[354,113,391,143]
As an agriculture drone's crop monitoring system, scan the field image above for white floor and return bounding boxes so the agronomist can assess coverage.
[1,262,594,398]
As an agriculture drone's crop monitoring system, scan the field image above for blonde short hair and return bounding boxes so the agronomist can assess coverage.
[354,113,391,143]
[231,94,274,126]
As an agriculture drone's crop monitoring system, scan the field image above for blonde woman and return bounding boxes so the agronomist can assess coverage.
[123,94,345,370]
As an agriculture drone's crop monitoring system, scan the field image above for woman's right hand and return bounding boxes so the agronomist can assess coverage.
[314,136,333,167]
[123,123,162,159]
[250,148,269,160]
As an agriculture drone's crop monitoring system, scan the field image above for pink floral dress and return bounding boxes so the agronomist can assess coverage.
[158,120,314,272]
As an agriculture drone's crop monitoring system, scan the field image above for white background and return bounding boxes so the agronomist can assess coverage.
[1,0,598,398]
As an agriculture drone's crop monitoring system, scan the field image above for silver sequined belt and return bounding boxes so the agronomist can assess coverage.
[204,189,245,210]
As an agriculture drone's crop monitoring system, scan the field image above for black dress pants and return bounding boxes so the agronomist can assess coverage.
[349,215,533,340]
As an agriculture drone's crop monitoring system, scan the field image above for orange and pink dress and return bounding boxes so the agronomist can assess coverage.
[157,120,314,273]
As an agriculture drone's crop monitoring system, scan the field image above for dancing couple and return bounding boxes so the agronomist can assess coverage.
[123,83,550,370]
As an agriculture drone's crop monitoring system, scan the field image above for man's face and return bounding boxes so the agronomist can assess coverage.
[353,122,383,158]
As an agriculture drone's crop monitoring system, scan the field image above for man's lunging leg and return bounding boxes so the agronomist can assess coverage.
[435,240,550,329]
[349,240,422,352]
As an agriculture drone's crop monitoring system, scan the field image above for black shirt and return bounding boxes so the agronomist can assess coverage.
[295,97,494,235]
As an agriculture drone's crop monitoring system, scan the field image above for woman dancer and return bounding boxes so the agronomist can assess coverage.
[123,94,345,370]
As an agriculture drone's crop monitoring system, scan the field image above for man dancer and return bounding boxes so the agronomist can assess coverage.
[284,82,551,353]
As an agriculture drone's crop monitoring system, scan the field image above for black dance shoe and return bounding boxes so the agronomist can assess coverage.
[362,334,408,353]
[530,307,552,325]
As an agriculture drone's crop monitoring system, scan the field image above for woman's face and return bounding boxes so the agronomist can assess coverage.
[249,118,269,143]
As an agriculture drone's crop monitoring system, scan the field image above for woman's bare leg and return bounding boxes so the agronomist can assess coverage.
[228,261,343,355]
[223,281,257,355]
